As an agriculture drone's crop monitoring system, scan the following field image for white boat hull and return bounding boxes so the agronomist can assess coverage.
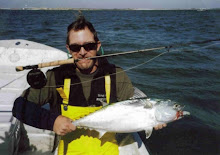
[0,39,67,154]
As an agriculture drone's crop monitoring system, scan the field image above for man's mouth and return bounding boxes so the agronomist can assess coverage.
[78,57,90,62]
[76,56,95,62]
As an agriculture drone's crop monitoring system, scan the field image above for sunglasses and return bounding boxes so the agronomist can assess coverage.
[69,42,97,52]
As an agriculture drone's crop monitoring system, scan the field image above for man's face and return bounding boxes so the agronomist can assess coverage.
[67,27,101,73]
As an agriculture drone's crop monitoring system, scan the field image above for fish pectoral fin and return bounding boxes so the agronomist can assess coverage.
[97,130,107,138]
[145,128,153,139]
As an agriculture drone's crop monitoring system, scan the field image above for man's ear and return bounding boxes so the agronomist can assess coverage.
[96,41,101,52]
[66,44,71,54]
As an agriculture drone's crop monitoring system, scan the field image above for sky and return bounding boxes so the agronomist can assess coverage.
[0,0,219,9]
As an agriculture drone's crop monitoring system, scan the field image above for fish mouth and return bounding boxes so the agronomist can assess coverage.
[175,110,190,120]
[173,104,190,120]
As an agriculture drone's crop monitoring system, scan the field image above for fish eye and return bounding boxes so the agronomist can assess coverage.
[173,104,180,109]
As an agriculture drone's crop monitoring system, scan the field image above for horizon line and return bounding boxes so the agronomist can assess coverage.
[0,7,219,11]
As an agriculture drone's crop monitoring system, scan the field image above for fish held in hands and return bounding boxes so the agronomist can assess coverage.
[72,88,190,138]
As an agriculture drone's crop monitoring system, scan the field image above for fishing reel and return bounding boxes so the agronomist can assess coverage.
[27,69,47,89]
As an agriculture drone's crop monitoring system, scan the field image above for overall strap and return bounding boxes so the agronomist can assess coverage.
[105,75,111,104]
[56,78,71,111]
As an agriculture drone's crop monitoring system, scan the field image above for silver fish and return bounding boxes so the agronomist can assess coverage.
[73,88,190,138]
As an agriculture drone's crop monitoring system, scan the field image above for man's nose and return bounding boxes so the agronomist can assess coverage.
[79,47,87,55]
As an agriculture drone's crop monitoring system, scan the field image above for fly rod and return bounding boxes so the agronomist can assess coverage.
[15,38,220,72]
[15,46,165,72]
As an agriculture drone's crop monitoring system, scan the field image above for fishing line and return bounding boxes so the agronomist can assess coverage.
[164,38,220,51]
[44,41,219,88]
[0,73,27,89]
[170,42,220,53]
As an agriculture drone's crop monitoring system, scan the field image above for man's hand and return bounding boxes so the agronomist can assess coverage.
[154,123,167,130]
[53,115,76,136]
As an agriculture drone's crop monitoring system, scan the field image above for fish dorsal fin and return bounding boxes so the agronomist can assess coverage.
[133,87,147,98]
[132,87,153,108]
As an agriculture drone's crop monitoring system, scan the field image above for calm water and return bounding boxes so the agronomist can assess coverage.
[0,10,220,154]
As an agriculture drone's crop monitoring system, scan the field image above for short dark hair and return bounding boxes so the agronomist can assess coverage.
[66,15,99,45]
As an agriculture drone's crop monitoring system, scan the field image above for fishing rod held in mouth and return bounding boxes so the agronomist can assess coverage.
[15,38,220,72]
[15,46,165,72]
[16,58,75,71]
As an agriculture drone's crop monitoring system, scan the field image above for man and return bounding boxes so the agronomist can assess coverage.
[13,15,165,154]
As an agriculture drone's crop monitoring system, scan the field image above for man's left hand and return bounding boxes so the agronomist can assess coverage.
[154,124,167,130]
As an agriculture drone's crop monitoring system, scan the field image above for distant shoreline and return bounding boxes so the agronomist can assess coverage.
[0,8,219,11]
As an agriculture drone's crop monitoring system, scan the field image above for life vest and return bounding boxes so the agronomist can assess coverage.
[53,58,119,155]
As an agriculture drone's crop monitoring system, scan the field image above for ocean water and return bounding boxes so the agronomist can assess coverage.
[0,10,220,154]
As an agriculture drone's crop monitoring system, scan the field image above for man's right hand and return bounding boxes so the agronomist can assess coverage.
[53,115,76,136]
